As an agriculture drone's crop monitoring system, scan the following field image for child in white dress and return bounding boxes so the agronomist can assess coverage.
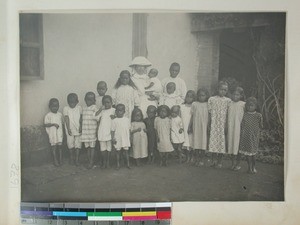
[130,108,148,166]
[145,68,162,102]
[96,81,108,109]
[227,87,245,170]
[63,93,82,166]
[95,95,115,169]
[170,105,185,163]
[44,98,63,167]
[159,82,183,109]
[112,70,140,120]
[111,104,131,169]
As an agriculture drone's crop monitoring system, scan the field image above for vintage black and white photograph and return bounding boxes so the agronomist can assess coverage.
[20,12,285,202]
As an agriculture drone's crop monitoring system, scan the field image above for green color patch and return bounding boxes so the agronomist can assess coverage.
[87,212,122,217]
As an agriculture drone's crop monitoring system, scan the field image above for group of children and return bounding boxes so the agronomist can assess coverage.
[45,61,262,174]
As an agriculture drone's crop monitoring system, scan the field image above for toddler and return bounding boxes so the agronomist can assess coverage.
[96,81,108,109]
[154,105,174,166]
[144,105,157,163]
[227,87,245,170]
[63,93,82,166]
[239,97,263,174]
[145,68,162,101]
[188,88,210,166]
[208,81,231,168]
[112,70,140,120]
[130,108,148,166]
[81,92,98,169]
[159,82,183,109]
[44,98,63,166]
[170,105,185,163]
[111,104,131,169]
[95,95,115,169]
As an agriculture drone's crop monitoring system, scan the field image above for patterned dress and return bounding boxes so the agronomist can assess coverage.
[239,112,263,156]
[208,96,231,153]
[154,117,174,153]
[80,105,98,143]
[227,101,245,155]
[130,122,148,159]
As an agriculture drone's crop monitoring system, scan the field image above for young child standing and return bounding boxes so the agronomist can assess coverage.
[145,68,162,101]
[96,81,108,109]
[130,108,148,166]
[208,81,231,168]
[180,90,196,163]
[159,82,183,109]
[227,87,245,170]
[112,70,140,120]
[95,95,115,169]
[81,92,98,169]
[170,105,185,163]
[239,97,263,174]
[63,93,82,166]
[144,105,157,163]
[154,105,174,166]
[111,104,131,169]
[44,98,63,167]
[188,88,210,166]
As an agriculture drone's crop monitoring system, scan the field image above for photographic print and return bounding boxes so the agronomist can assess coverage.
[20,12,285,202]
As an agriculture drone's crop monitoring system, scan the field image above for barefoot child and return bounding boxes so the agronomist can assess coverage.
[130,108,148,166]
[170,105,184,163]
[239,97,263,174]
[44,98,63,166]
[144,105,157,163]
[95,95,115,169]
[227,87,245,170]
[188,88,210,166]
[63,93,82,166]
[111,104,131,169]
[81,92,98,169]
[154,105,174,166]
[208,81,231,168]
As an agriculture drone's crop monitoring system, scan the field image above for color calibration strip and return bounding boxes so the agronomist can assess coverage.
[21,202,171,224]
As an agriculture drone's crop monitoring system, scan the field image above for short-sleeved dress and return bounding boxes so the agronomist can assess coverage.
[191,102,209,150]
[227,101,245,155]
[111,117,131,150]
[130,121,148,159]
[208,96,231,153]
[96,108,115,142]
[170,116,185,144]
[44,112,63,146]
[180,104,193,149]
[239,112,263,156]
[154,117,174,153]
[144,117,157,153]
[81,105,98,143]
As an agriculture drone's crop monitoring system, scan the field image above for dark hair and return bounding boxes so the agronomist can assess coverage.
[115,103,125,110]
[246,97,258,106]
[149,68,158,75]
[67,93,78,104]
[49,98,59,108]
[170,62,180,69]
[171,105,180,113]
[102,95,112,105]
[84,91,96,101]
[184,90,196,103]
[197,88,210,102]
[97,81,107,88]
[131,108,144,122]
[218,80,229,89]
[157,105,170,117]
[114,70,138,89]
[166,82,176,89]
[233,86,245,101]
[147,105,157,113]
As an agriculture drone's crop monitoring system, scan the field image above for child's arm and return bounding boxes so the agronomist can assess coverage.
[188,115,193,134]
[64,115,72,135]
[95,106,104,116]
[111,131,116,145]
[44,123,59,129]
[145,82,155,90]
[79,114,83,134]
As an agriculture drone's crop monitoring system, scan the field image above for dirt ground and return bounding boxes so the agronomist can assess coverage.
[21,152,284,202]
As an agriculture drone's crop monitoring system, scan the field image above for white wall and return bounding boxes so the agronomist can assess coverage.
[21,13,133,126]
[147,13,199,92]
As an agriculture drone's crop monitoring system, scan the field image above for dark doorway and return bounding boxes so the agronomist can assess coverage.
[219,28,257,97]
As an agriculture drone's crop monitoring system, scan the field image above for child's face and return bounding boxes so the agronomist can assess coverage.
[85,94,95,107]
[232,91,242,102]
[218,85,228,97]
[97,83,107,96]
[246,102,256,112]
[197,91,207,103]
[185,92,195,104]
[148,70,158,78]
[171,107,179,118]
[169,65,180,78]
[147,107,157,119]
[103,98,112,109]
[68,97,78,109]
[159,107,168,118]
[166,84,176,94]
[134,111,143,122]
[120,73,130,85]
[135,65,146,75]
[50,101,59,113]
[116,105,125,118]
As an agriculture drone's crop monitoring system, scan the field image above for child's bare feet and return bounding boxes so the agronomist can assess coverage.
[216,163,222,169]
[252,167,257,174]
[233,165,241,171]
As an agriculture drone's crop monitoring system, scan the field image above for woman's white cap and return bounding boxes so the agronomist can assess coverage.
[129,56,152,67]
